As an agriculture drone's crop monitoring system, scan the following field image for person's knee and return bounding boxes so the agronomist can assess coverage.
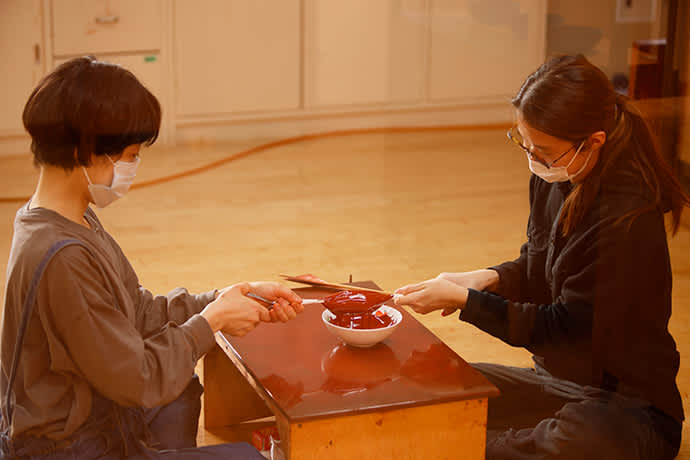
[486,400,657,460]
[146,375,205,450]
[165,374,203,421]
[550,399,655,460]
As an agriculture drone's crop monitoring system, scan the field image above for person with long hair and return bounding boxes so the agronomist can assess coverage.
[395,55,690,459]
[0,56,304,459]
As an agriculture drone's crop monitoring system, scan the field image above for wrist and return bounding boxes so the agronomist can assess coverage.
[455,285,469,310]
[201,303,222,333]
[441,286,468,317]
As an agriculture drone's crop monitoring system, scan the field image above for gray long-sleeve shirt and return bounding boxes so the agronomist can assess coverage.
[1,203,217,439]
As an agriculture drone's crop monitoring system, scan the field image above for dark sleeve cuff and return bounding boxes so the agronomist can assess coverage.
[459,288,508,326]
[486,265,510,295]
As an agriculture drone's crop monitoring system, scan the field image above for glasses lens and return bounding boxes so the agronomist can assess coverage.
[508,127,523,147]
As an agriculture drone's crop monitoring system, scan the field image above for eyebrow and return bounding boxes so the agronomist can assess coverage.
[517,128,550,152]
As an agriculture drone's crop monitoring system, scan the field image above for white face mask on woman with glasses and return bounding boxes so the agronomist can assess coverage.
[83,155,140,208]
[527,140,593,183]
[507,125,595,184]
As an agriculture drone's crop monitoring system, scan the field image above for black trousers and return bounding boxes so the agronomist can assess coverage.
[473,363,682,460]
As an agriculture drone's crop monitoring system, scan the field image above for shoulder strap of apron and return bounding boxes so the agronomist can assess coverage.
[2,239,88,431]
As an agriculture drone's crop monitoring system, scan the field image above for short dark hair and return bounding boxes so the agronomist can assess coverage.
[23,56,161,170]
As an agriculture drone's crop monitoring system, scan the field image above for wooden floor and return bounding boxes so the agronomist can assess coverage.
[1,128,689,457]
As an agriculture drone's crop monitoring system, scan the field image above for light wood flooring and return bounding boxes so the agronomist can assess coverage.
[1,128,689,457]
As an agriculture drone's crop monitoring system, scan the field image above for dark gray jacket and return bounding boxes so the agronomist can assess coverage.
[461,164,684,423]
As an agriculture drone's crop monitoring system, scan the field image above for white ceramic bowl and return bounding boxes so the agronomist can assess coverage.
[321,305,403,348]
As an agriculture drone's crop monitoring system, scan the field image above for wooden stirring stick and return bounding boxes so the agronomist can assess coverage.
[246,292,322,310]
[279,274,395,296]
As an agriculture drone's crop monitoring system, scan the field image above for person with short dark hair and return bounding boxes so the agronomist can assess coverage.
[395,55,689,459]
[0,56,303,459]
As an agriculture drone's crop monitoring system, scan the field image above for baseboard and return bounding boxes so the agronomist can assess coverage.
[0,104,513,156]
[174,104,513,145]
[0,136,31,156]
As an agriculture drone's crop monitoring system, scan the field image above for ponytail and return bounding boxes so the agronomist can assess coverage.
[560,94,689,235]
[613,95,689,235]
[515,55,689,236]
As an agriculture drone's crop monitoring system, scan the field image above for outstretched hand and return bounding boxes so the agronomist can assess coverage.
[202,281,304,336]
[393,277,468,315]
[246,281,304,323]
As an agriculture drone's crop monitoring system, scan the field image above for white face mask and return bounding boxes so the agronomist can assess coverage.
[527,141,593,183]
[83,155,140,208]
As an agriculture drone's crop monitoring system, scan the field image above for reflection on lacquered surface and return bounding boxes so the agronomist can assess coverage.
[400,343,474,389]
[225,284,499,421]
[260,374,305,409]
[320,343,400,395]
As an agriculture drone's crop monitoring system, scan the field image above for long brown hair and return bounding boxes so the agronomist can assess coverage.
[512,55,689,236]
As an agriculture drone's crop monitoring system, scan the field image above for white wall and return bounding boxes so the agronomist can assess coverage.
[0,0,548,152]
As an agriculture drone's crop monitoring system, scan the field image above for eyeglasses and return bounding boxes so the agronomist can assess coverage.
[507,125,582,169]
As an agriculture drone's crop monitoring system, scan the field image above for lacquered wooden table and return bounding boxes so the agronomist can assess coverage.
[203,282,499,459]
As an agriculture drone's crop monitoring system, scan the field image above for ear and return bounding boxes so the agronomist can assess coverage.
[587,130,607,151]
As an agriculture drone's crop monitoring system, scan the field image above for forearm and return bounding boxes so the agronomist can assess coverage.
[436,269,500,297]
[460,289,589,347]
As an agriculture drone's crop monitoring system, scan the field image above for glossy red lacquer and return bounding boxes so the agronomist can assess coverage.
[328,309,395,329]
[220,282,500,421]
[322,290,393,314]
[322,289,395,329]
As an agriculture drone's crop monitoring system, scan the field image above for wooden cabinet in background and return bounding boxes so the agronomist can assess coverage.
[174,0,301,116]
[0,0,44,137]
[51,0,162,56]
[0,0,548,151]
[303,0,427,108]
[50,0,168,142]
[629,39,666,100]
[429,0,546,102]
